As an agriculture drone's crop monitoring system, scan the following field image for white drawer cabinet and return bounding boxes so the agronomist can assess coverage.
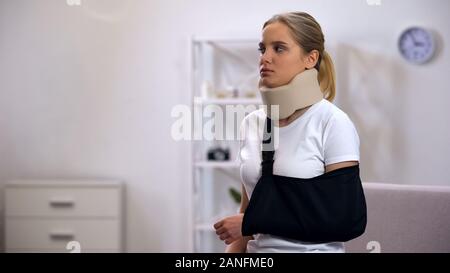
[4,180,124,253]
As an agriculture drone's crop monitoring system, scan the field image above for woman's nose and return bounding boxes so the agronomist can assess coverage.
[260,50,273,64]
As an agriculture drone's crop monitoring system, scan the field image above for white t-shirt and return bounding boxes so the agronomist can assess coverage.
[238,98,360,253]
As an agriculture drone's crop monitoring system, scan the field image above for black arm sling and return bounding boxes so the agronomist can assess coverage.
[242,117,367,243]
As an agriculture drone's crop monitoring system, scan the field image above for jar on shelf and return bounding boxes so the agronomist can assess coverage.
[201,81,214,100]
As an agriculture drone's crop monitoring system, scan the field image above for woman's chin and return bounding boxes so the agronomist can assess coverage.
[259,78,278,88]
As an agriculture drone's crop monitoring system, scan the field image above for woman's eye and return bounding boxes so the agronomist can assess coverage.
[274,46,284,53]
[258,47,265,54]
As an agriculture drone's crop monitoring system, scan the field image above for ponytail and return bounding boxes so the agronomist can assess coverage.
[318,50,336,102]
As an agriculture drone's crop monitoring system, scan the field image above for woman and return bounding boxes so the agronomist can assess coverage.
[213,12,361,253]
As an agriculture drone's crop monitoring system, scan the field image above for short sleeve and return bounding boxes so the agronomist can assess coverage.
[323,113,360,166]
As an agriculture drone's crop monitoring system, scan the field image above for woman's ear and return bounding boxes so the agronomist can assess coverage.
[305,50,320,69]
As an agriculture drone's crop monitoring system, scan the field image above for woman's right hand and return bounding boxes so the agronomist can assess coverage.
[213,213,244,245]
[220,184,253,252]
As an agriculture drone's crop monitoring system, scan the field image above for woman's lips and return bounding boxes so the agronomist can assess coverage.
[260,69,274,76]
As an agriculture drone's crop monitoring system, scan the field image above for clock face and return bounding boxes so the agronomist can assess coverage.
[398,27,435,64]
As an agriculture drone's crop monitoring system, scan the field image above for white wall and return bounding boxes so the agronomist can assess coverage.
[0,0,449,252]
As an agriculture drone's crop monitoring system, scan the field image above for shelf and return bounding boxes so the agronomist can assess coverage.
[194,161,240,169]
[194,97,261,105]
[195,223,215,232]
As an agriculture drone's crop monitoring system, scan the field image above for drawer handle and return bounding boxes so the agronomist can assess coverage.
[49,230,75,241]
[49,198,75,208]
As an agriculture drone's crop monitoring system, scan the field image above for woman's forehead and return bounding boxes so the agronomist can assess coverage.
[261,22,295,45]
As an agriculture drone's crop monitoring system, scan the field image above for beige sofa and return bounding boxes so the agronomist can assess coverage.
[345,182,450,253]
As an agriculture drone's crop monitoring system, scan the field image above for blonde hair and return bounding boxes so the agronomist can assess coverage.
[263,12,336,102]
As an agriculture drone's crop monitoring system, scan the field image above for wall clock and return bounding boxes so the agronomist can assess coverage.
[398,27,435,64]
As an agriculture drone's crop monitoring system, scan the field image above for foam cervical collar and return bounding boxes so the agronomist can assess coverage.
[259,69,323,120]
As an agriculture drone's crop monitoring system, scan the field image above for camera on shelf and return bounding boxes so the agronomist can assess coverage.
[207,146,230,161]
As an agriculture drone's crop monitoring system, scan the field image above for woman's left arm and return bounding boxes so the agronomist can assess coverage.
[325,160,358,173]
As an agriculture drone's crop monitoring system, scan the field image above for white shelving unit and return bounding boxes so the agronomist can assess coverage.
[194,161,240,169]
[189,36,262,252]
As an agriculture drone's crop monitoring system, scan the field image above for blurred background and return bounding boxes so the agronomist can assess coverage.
[0,0,449,252]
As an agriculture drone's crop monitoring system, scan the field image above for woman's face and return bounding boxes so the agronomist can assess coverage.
[258,22,310,88]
